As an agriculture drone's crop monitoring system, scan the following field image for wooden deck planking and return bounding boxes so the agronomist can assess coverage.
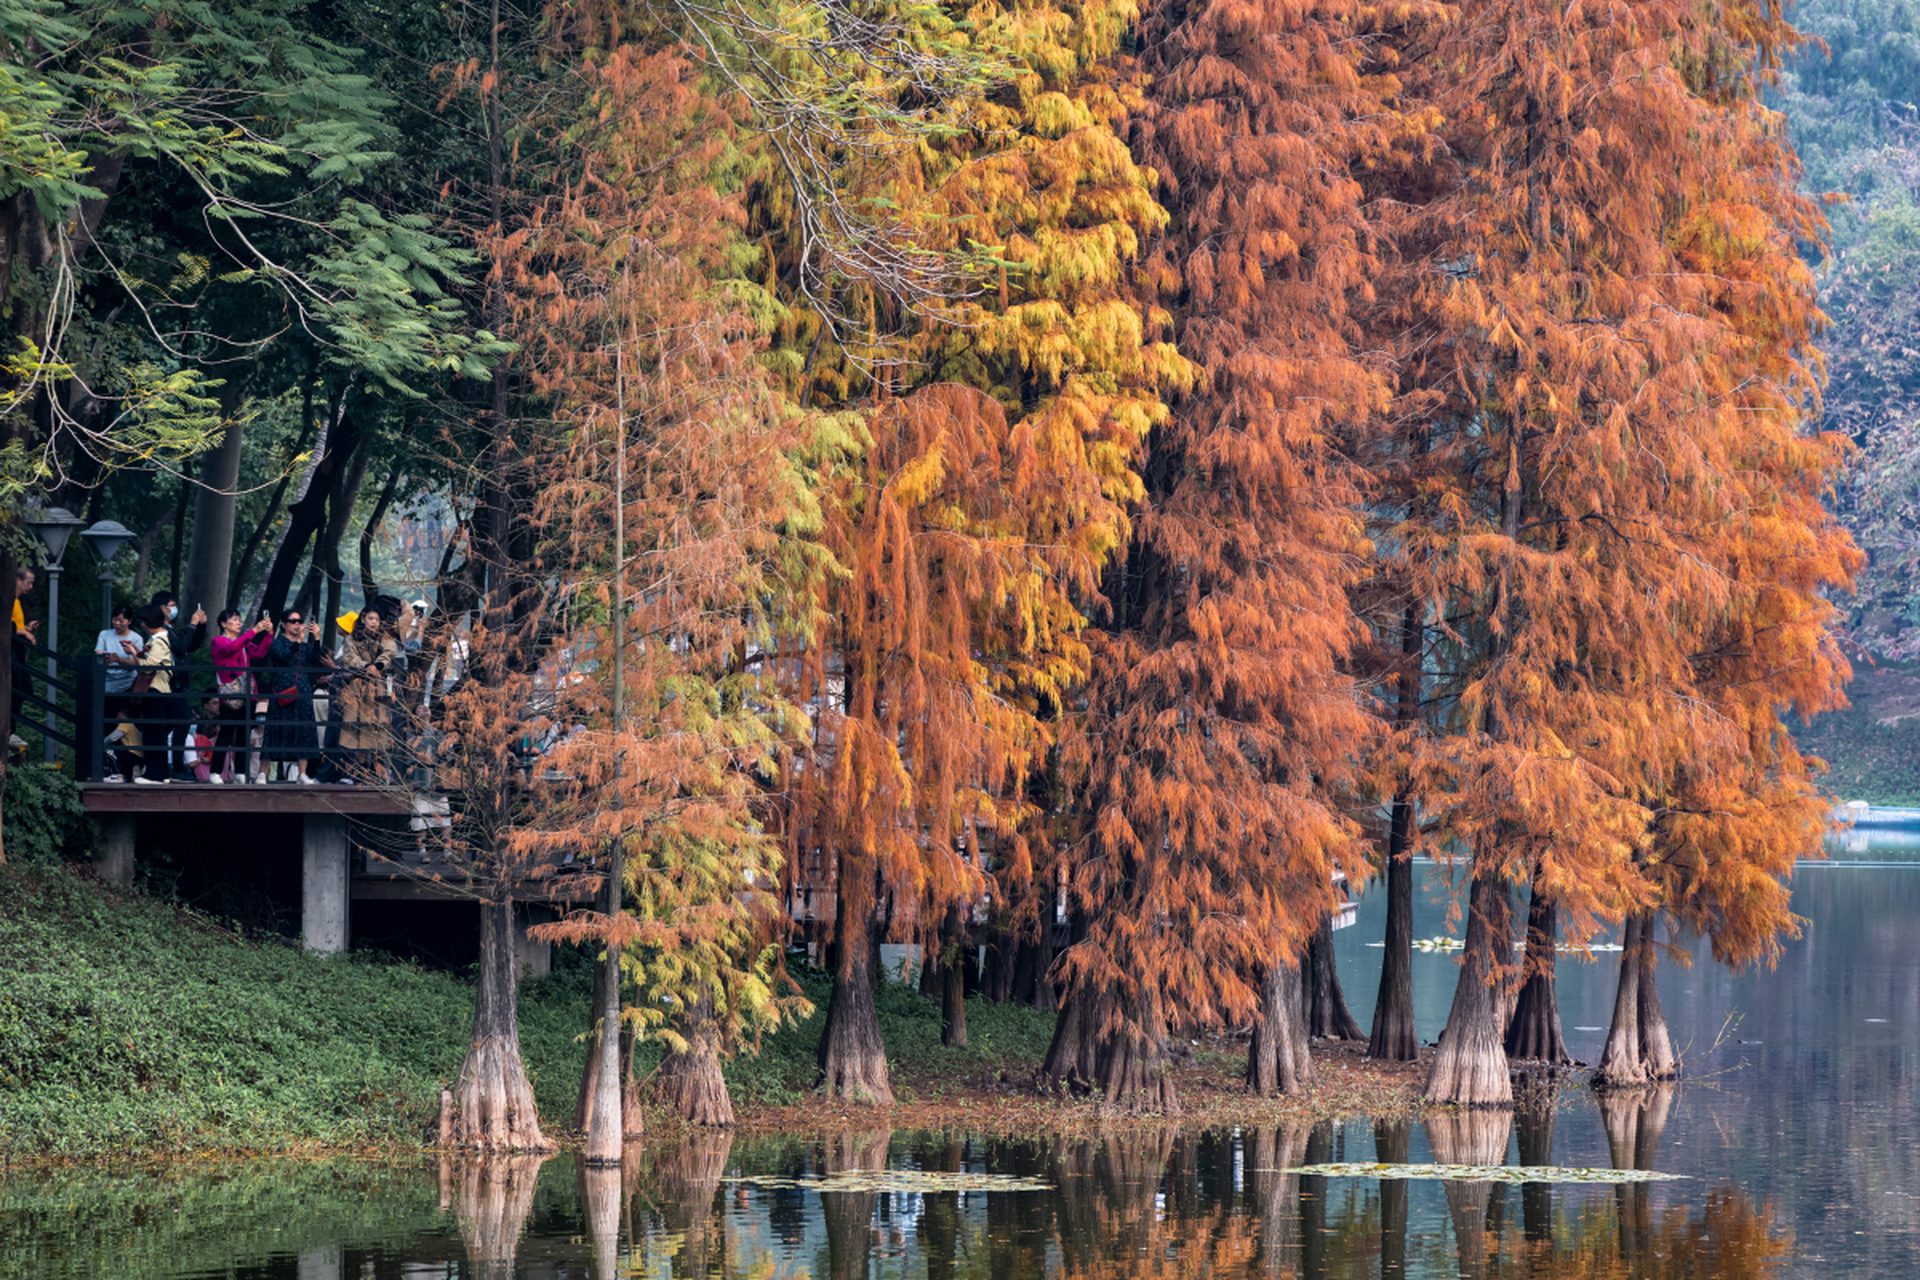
[80,783,413,815]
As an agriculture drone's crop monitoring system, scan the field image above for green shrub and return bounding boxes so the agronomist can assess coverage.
[1,764,89,867]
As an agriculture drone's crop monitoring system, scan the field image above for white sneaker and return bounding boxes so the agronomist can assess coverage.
[296,772,317,785]
[209,774,225,785]
[133,776,165,785]
[250,773,267,785]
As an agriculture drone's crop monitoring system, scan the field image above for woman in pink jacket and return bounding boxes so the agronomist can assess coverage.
[209,609,273,784]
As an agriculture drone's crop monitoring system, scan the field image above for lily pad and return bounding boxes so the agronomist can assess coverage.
[723,1170,1054,1194]
[1284,1163,1685,1184]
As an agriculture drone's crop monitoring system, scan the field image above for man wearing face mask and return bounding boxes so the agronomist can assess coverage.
[146,591,208,781]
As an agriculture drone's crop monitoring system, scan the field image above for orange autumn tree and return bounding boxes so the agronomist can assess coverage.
[768,0,1184,1103]
[1591,9,1858,1086]
[1041,0,1438,1109]
[492,33,817,1142]
[1372,0,1857,1105]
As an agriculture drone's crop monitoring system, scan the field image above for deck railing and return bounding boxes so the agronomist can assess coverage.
[10,645,423,784]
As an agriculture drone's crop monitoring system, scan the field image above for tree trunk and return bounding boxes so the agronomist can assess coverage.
[1595,910,1678,1087]
[1368,796,1419,1060]
[1042,982,1178,1112]
[452,899,551,1150]
[318,433,372,652]
[659,997,734,1126]
[183,412,248,615]
[256,393,361,617]
[1505,868,1571,1065]
[169,478,189,596]
[571,954,610,1131]
[1032,912,1058,1012]
[1093,999,1179,1114]
[1637,915,1679,1079]
[1246,959,1313,1096]
[1009,934,1038,1005]
[1305,913,1364,1039]
[939,905,968,1047]
[584,833,626,1162]
[1040,984,1098,1091]
[919,926,942,996]
[1422,868,1514,1106]
[232,407,320,610]
[620,1022,644,1140]
[358,466,401,604]
[941,948,968,1047]
[817,878,894,1103]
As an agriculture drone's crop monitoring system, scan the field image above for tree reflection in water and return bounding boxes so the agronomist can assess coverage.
[1425,1107,1516,1275]
[450,1154,547,1280]
[596,1100,1788,1280]
[0,1103,1794,1280]
[1375,1118,1413,1279]
[821,1129,892,1280]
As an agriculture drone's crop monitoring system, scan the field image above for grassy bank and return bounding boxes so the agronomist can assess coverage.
[0,864,1426,1161]
[0,865,1088,1160]
[0,864,596,1157]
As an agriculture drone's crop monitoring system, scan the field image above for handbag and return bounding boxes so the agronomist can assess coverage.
[275,684,299,708]
[130,669,156,696]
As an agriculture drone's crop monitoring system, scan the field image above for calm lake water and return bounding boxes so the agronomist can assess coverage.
[5,840,1917,1279]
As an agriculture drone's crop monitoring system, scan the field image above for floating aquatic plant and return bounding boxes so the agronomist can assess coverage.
[722,1170,1054,1194]
[1284,1163,1685,1184]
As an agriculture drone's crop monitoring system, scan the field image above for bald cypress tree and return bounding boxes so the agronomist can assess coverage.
[1044,0,1437,1108]
[1364,0,1857,1105]
[770,0,1185,1104]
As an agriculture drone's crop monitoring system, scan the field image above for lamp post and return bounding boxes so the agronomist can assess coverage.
[25,506,85,764]
[79,520,135,631]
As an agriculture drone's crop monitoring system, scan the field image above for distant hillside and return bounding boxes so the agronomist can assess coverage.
[1796,661,1920,806]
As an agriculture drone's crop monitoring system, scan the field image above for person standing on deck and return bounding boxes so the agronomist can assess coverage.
[336,607,399,783]
[208,610,272,784]
[131,605,174,785]
[10,568,38,755]
[146,592,207,781]
[262,609,327,783]
[95,604,145,782]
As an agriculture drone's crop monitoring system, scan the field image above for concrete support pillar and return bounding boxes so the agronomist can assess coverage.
[302,813,350,954]
[92,813,135,889]
[515,902,554,984]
